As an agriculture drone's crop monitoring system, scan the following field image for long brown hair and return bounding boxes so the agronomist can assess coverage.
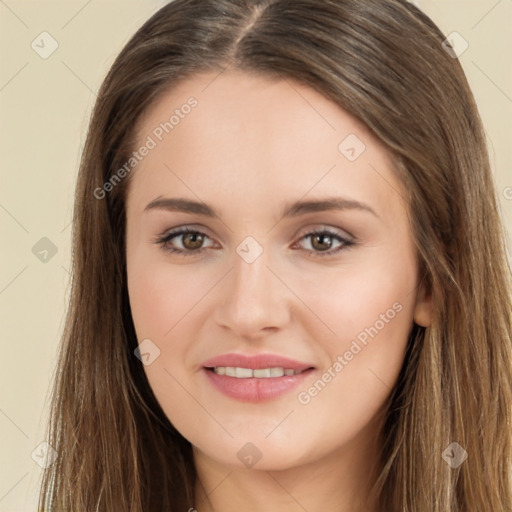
[39,0,512,510]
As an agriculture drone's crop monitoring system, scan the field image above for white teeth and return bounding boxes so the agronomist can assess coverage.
[235,367,253,378]
[253,368,271,378]
[212,366,306,378]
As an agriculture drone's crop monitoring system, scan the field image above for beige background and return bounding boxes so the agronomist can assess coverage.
[0,1,511,510]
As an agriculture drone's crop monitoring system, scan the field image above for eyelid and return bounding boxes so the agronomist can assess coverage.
[154,224,215,242]
[294,223,355,241]
[154,226,217,248]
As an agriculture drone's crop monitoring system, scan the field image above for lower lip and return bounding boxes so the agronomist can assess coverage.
[202,367,315,402]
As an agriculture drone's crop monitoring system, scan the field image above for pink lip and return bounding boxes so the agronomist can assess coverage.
[202,353,314,371]
[201,353,316,402]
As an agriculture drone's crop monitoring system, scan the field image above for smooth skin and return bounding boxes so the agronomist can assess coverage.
[125,69,433,512]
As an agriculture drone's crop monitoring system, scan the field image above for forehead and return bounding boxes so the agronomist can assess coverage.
[134,68,382,156]
[128,70,404,220]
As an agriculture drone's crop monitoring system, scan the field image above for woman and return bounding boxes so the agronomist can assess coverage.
[39,0,512,510]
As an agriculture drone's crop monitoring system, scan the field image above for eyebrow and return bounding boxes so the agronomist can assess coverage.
[144,196,379,219]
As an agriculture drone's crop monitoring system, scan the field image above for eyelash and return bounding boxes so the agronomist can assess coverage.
[154,226,355,259]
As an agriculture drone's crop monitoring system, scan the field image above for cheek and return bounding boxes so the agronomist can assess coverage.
[127,255,209,340]
[296,249,416,344]
[128,269,168,341]
[292,252,416,407]
[126,257,207,425]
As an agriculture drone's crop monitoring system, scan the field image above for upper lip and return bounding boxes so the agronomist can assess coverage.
[202,353,315,371]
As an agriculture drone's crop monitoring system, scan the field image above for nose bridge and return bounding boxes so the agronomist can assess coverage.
[232,240,270,301]
[215,236,289,335]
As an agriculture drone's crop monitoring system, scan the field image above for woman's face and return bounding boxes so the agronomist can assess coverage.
[125,69,432,471]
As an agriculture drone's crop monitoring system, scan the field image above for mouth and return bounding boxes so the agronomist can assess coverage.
[201,356,316,402]
[204,366,314,378]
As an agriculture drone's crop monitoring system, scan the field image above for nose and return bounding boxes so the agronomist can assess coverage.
[213,241,291,339]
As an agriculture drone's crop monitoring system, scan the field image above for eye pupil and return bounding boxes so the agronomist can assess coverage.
[183,233,204,250]
[312,233,332,251]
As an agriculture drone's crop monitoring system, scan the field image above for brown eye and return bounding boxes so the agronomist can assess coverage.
[155,228,213,255]
[181,232,205,250]
[310,233,334,252]
[296,228,354,258]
